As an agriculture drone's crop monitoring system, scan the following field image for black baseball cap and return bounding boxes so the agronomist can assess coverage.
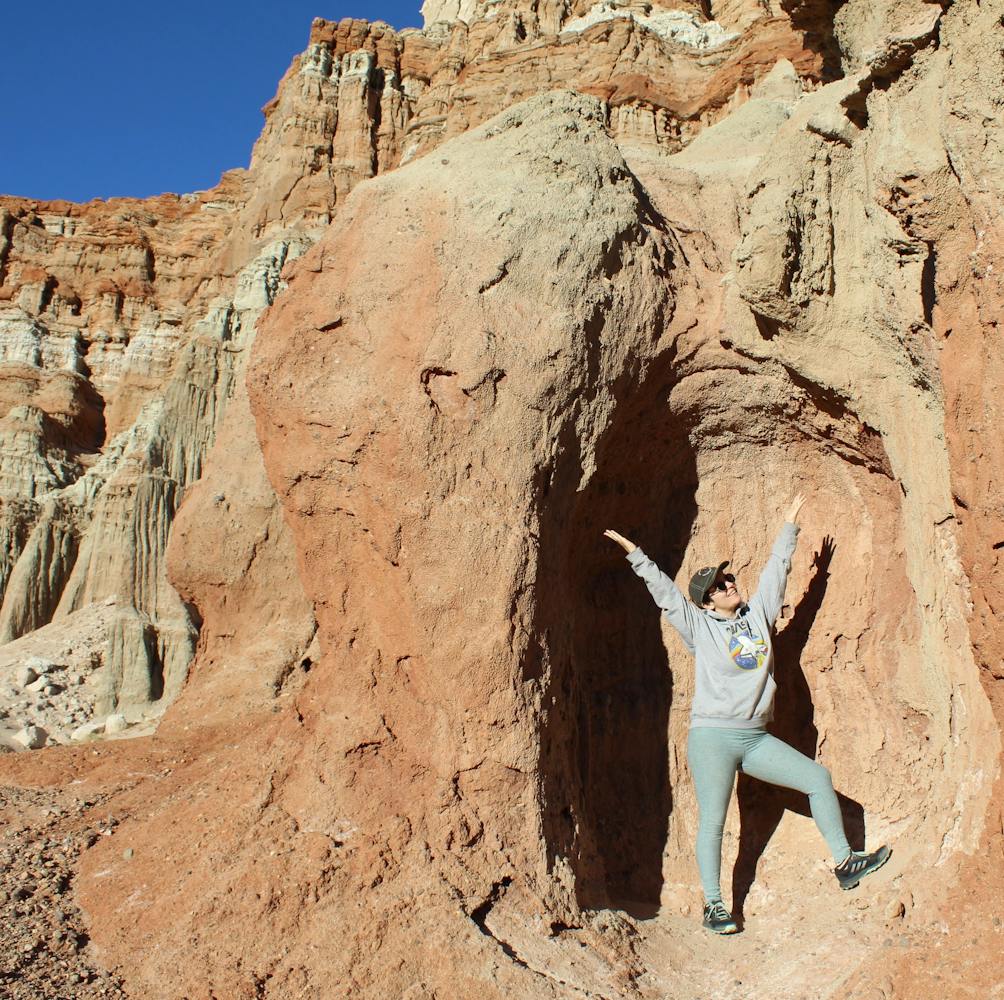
[689,561,730,605]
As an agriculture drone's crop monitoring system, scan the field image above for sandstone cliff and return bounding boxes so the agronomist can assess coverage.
[0,2,1002,998]
[0,0,821,733]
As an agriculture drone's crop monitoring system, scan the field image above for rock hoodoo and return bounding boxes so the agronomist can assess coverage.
[0,2,1002,998]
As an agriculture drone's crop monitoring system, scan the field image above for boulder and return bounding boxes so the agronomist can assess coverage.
[13,725,47,750]
[70,720,106,742]
[103,714,128,735]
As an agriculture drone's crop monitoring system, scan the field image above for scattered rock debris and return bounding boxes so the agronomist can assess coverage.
[0,785,126,999]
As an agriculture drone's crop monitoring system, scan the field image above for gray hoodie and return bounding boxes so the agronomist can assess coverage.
[626,522,799,729]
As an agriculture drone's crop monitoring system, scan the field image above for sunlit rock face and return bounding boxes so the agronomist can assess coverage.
[0,189,305,722]
[0,0,826,730]
[1,1,1003,998]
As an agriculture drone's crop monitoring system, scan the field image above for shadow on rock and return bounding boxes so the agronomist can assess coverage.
[536,356,698,916]
[731,535,865,918]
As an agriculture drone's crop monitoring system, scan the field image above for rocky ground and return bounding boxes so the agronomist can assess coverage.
[0,783,126,998]
[1,762,1000,1000]
[0,609,157,995]
[0,602,159,753]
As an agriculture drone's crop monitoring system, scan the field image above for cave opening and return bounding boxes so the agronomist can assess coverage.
[536,361,698,915]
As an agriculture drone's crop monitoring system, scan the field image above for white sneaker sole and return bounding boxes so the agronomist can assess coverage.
[838,846,892,890]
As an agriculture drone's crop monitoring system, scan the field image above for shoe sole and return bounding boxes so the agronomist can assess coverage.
[838,846,892,890]
[704,921,739,934]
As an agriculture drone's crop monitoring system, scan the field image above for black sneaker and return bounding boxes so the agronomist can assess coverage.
[834,845,892,890]
[702,900,739,934]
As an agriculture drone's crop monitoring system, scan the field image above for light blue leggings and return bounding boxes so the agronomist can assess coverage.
[687,726,851,903]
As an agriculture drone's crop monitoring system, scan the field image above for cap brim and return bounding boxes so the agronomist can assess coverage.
[701,561,730,603]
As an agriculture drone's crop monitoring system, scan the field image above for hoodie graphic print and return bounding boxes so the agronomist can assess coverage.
[727,618,769,671]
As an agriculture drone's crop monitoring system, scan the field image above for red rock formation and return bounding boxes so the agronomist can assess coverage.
[0,0,828,728]
[0,2,1002,998]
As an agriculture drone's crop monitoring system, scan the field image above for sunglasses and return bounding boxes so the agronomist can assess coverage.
[706,573,736,595]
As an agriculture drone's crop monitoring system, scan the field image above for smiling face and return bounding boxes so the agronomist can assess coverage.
[703,571,744,615]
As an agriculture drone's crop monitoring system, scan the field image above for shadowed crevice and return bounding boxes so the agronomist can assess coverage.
[779,0,849,83]
[536,348,696,914]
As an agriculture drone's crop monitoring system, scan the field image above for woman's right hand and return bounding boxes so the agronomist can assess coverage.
[603,529,637,554]
[785,492,806,524]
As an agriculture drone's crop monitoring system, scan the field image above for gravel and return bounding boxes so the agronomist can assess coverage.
[0,785,127,999]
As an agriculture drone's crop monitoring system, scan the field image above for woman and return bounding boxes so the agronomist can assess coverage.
[603,494,890,934]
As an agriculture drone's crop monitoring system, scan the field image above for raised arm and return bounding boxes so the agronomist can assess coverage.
[749,494,804,626]
[604,530,700,649]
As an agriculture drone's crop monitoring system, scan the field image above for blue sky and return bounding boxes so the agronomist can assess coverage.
[2,2,424,203]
